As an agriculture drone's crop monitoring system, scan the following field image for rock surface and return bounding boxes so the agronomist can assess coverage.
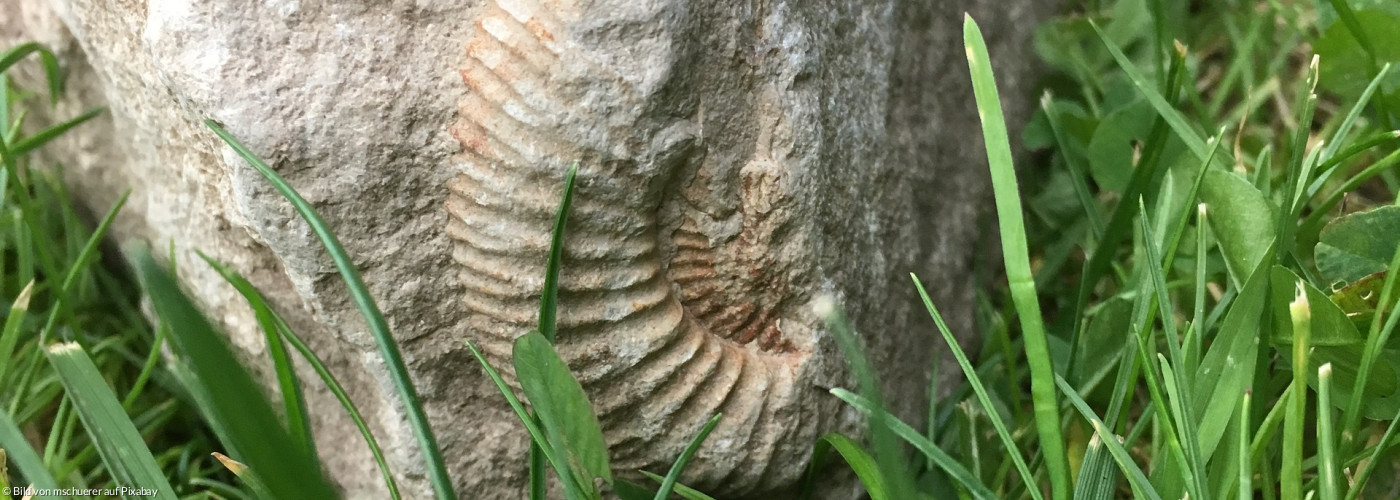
[1,0,1052,497]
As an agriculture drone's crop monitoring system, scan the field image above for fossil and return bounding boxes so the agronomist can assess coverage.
[446,0,827,494]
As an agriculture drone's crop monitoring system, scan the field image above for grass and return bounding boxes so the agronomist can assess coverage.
[7,0,1400,499]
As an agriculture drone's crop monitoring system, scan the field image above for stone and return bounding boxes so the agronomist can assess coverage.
[0,0,1052,497]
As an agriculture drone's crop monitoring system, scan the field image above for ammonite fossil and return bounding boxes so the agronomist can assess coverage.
[446,0,834,495]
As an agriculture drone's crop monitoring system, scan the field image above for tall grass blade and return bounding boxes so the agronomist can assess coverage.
[1283,282,1310,500]
[133,249,337,499]
[964,15,1069,499]
[201,254,400,499]
[196,253,312,457]
[539,163,576,344]
[1238,391,1252,500]
[0,42,63,104]
[0,281,33,382]
[213,452,274,499]
[817,302,916,500]
[206,120,454,499]
[828,388,998,500]
[1344,404,1400,500]
[639,471,718,500]
[1338,241,1400,452]
[6,108,103,158]
[912,274,1042,500]
[1318,364,1339,500]
[1089,21,1211,157]
[45,342,177,499]
[532,163,577,500]
[803,434,889,500]
[1055,376,1163,500]
[1073,434,1119,500]
[0,413,58,498]
[653,413,721,500]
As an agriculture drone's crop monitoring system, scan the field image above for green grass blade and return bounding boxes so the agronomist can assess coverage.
[1344,404,1400,500]
[197,253,313,457]
[1041,93,1105,239]
[964,15,1069,499]
[6,108,103,158]
[0,42,63,104]
[203,254,401,498]
[45,342,178,499]
[539,163,576,343]
[912,274,1042,500]
[0,412,59,498]
[512,330,610,495]
[533,163,576,500]
[213,452,275,499]
[1089,21,1211,158]
[1055,376,1163,500]
[463,338,573,494]
[205,120,454,499]
[1320,63,1391,162]
[1238,391,1252,500]
[804,434,889,500]
[1073,434,1119,500]
[1342,243,1400,451]
[0,281,33,382]
[1318,364,1339,500]
[1283,282,1310,500]
[653,413,721,500]
[37,190,128,342]
[817,302,917,500]
[133,249,337,499]
[639,471,718,500]
[828,388,999,500]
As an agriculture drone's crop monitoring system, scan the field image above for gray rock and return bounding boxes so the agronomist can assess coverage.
[1,0,1052,497]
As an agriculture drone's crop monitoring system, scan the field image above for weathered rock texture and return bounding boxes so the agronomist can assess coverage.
[1,0,1052,497]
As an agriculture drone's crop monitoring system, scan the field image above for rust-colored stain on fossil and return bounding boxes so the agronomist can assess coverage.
[445,0,814,495]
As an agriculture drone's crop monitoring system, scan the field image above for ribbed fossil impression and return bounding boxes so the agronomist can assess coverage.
[447,0,828,495]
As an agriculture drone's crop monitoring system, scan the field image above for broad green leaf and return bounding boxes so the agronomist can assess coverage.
[512,330,611,489]
[1331,272,1388,328]
[1314,10,1400,104]
[463,338,572,496]
[1272,266,1364,347]
[1270,266,1400,418]
[1317,206,1400,285]
[1087,101,1184,191]
[46,342,178,500]
[1200,169,1276,287]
